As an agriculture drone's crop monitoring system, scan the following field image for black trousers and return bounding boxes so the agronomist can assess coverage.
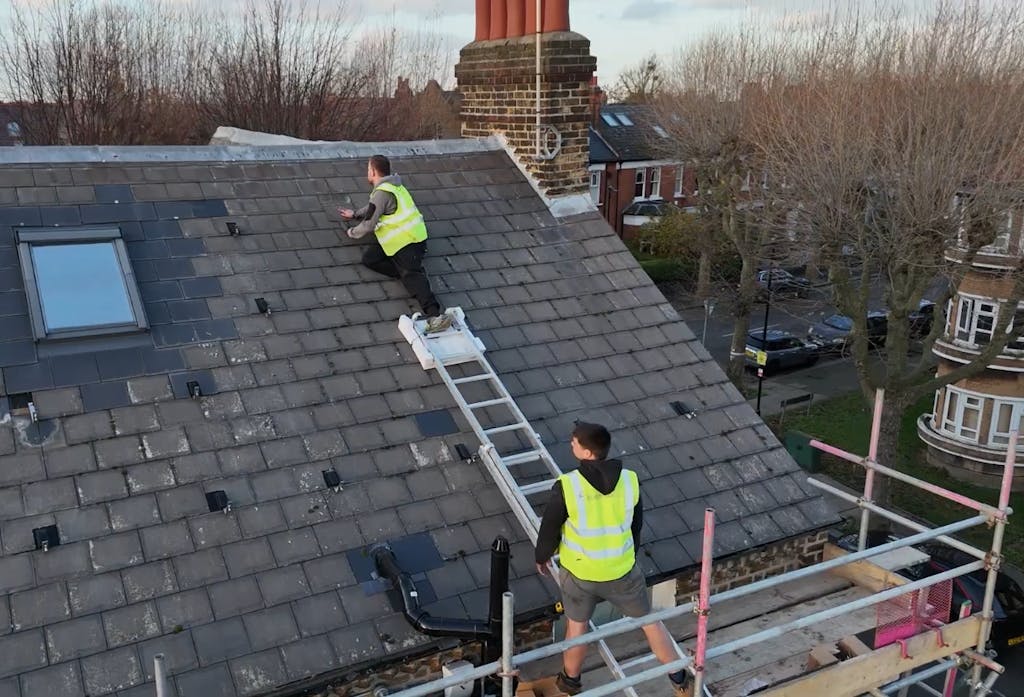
[362,241,441,316]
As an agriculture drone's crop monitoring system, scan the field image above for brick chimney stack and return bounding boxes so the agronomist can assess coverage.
[457,0,596,206]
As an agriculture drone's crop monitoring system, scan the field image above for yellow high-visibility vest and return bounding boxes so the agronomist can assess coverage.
[373,182,428,256]
[558,469,639,582]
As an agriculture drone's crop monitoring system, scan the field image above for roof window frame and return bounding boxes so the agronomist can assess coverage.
[16,226,148,341]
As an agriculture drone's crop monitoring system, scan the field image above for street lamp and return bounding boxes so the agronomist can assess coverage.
[701,298,715,346]
[755,264,773,415]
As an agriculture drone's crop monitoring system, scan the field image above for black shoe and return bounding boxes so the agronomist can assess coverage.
[555,671,582,695]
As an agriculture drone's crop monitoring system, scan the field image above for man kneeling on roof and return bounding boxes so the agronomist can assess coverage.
[339,154,451,333]
[536,422,694,697]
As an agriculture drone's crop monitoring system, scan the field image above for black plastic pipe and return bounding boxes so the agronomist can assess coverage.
[372,545,492,640]
[484,536,511,664]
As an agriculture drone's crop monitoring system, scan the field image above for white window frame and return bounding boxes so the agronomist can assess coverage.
[589,170,602,205]
[954,295,997,347]
[634,168,647,200]
[939,386,983,443]
[674,166,684,197]
[648,167,662,200]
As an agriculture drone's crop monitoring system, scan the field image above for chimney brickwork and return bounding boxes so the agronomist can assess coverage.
[458,0,595,200]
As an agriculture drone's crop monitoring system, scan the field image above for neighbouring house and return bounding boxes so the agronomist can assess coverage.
[0,4,837,697]
[588,101,693,238]
[919,198,1024,489]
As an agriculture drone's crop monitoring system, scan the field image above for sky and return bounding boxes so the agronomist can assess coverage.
[351,0,846,86]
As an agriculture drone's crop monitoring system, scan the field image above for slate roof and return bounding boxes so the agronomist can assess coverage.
[588,127,618,164]
[0,139,835,697]
[592,104,675,163]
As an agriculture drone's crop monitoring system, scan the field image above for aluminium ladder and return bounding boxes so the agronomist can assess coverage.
[398,308,690,697]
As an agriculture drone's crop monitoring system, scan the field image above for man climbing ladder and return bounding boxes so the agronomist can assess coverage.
[535,422,694,697]
[339,154,451,332]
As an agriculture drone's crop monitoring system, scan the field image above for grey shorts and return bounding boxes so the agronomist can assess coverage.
[560,564,651,623]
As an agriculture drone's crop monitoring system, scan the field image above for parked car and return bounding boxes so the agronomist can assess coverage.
[755,268,812,298]
[836,534,1024,654]
[909,300,938,338]
[807,311,889,354]
[745,329,820,374]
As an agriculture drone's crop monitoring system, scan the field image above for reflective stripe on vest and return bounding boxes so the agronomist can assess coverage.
[558,469,639,582]
[373,182,428,256]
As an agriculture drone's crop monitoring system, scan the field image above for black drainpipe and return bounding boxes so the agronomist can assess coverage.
[371,538,510,640]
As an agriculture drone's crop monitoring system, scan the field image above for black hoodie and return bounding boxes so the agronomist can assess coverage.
[534,458,644,565]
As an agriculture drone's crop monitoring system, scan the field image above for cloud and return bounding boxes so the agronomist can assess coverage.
[621,1,679,21]
[357,0,471,18]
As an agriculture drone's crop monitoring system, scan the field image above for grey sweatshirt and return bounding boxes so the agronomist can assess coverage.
[350,174,402,239]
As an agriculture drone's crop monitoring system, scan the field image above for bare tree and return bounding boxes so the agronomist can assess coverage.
[753,1,1024,505]
[653,30,791,384]
[0,0,201,144]
[0,0,457,145]
[609,53,664,105]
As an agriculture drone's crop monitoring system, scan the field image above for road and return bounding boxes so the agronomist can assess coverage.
[664,281,868,416]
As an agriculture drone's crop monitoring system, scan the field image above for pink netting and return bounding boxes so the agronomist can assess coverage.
[875,580,953,648]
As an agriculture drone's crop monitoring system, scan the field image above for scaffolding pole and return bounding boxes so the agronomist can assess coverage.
[972,432,1016,695]
[860,388,885,550]
[692,508,715,697]
[385,389,1013,697]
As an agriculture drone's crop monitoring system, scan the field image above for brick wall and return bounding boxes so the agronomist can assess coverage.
[674,530,829,598]
[455,33,597,198]
[306,531,829,696]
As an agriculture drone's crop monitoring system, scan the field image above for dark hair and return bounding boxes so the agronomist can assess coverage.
[572,422,611,459]
[369,154,391,176]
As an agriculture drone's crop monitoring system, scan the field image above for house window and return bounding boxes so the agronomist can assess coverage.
[674,166,684,197]
[634,169,646,199]
[601,113,619,127]
[589,171,602,204]
[648,167,662,199]
[954,296,997,346]
[1011,304,1024,351]
[16,227,147,340]
[939,387,982,443]
[616,113,634,126]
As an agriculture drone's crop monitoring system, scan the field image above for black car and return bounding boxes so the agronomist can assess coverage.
[807,311,888,354]
[755,268,812,298]
[837,534,1024,654]
[744,329,820,374]
[909,300,938,338]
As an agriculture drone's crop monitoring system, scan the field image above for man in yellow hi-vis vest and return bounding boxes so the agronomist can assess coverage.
[536,423,693,697]
[339,155,451,333]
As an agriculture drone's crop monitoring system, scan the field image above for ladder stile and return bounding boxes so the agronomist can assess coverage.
[398,309,685,696]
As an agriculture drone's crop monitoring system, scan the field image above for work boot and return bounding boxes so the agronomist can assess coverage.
[554,671,582,696]
[669,674,694,697]
[424,312,453,334]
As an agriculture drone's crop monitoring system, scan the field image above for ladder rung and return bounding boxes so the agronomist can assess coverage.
[520,479,558,496]
[619,654,657,670]
[467,397,511,409]
[484,423,529,436]
[502,450,544,467]
[453,374,495,385]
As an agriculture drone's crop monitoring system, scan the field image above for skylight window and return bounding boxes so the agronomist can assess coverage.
[17,227,147,340]
[601,113,619,127]
[653,125,669,138]
[616,113,634,126]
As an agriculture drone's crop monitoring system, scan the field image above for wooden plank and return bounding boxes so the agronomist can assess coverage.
[837,634,872,658]
[751,616,983,697]
[823,543,913,593]
[806,644,839,670]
